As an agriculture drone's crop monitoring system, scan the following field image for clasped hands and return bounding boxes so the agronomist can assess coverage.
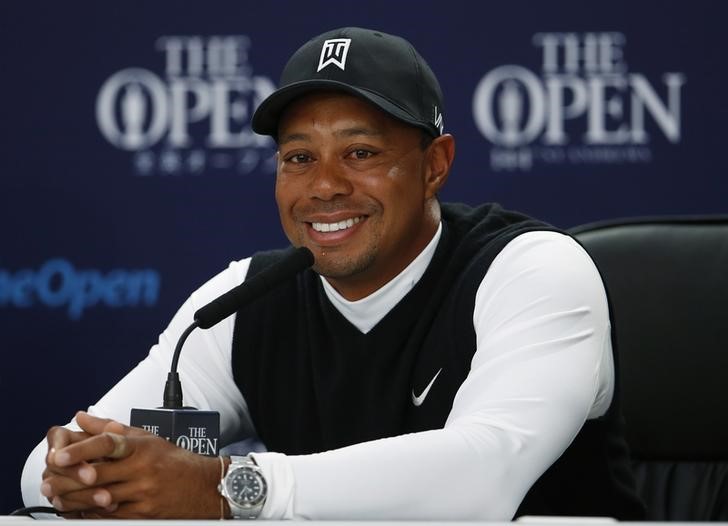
[41,411,222,519]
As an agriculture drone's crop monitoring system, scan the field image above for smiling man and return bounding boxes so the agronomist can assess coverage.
[274,91,449,300]
[22,28,645,520]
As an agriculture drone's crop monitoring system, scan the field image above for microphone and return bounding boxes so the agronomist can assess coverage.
[130,246,315,456]
[194,246,315,329]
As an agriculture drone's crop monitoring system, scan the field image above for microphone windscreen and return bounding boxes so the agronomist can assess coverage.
[194,246,314,329]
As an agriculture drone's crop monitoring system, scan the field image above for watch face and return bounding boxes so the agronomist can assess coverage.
[225,467,267,508]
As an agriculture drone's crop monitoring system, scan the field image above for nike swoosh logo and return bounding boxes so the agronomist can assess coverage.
[411,368,442,407]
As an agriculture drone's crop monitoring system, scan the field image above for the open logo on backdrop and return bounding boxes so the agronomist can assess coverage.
[0,259,160,320]
[96,36,277,177]
[472,32,686,172]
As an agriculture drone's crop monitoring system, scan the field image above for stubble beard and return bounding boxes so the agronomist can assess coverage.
[291,201,382,280]
[312,236,379,280]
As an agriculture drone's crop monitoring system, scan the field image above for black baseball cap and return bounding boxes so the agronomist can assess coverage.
[251,27,444,139]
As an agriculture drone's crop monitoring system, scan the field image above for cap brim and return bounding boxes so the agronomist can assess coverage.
[251,80,436,138]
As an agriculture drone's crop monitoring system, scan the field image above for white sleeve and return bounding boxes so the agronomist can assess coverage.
[21,258,254,507]
[253,231,615,520]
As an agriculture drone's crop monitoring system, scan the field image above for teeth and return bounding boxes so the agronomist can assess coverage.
[312,216,362,233]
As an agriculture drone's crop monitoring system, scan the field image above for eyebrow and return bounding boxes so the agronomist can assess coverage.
[333,127,384,139]
[278,127,384,146]
[278,132,310,146]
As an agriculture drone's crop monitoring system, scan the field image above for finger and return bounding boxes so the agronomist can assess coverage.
[102,418,156,439]
[41,464,98,499]
[47,427,72,452]
[54,480,142,517]
[45,440,148,498]
[104,420,128,435]
[43,456,98,488]
[104,420,148,438]
[77,412,152,439]
[54,432,134,468]
[75,411,120,436]
[79,488,158,520]
[78,455,137,487]
[51,487,116,513]
[46,426,89,465]
[106,432,129,459]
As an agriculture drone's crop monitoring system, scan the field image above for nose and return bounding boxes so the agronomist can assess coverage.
[308,158,354,201]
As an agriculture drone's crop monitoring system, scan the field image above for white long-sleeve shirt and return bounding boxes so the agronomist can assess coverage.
[22,228,614,520]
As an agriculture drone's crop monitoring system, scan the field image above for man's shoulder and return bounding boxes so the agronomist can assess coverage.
[439,202,559,276]
[480,230,608,317]
[441,201,539,224]
[441,202,555,242]
[492,230,596,278]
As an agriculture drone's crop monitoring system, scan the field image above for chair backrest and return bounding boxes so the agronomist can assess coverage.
[571,216,728,521]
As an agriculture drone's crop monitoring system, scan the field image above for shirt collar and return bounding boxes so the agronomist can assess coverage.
[320,222,443,334]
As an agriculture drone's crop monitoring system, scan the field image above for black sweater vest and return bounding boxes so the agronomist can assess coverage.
[231,203,645,519]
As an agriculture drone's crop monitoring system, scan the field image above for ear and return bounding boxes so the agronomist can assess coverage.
[423,134,455,200]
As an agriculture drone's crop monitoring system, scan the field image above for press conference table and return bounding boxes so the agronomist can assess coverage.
[3,517,726,525]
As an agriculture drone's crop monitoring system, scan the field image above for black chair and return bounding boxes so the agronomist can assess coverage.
[571,216,728,521]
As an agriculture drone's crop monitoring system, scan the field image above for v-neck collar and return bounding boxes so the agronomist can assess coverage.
[319,222,443,334]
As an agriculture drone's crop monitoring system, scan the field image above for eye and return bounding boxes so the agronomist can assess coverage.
[284,152,313,164]
[348,149,375,160]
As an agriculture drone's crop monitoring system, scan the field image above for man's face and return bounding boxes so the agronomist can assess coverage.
[275,92,442,300]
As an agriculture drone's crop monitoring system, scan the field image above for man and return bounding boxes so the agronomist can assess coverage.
[22,27,645,520]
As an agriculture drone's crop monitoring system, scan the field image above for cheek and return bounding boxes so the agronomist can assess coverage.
[274,178,307,244]
[274,176,295,211]
[274,181,284,208]
[386,153,425,186]
[274,180,294,228]
[382,163,425,204]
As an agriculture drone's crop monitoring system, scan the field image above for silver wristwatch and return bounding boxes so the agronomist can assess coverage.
[218,455,268,519]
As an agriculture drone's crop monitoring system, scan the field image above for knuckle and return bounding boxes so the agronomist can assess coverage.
[43,474,68,496]
[102,421,116,432]
[46,426,65,442]
[47,426,59,437]
[138,477,156,496]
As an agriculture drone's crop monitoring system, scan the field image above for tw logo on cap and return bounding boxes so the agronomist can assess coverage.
[317,38,351,72]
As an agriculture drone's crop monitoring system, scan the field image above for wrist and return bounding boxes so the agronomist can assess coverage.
[218,455,268,519]
[202,455,230,520]
[219,456,232,519]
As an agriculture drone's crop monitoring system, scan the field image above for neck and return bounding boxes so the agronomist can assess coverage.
[324,216,441,301]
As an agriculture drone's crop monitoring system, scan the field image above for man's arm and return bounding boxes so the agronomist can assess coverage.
[254,231,614,520]
[27,232,612,520]
[21,258,254,509]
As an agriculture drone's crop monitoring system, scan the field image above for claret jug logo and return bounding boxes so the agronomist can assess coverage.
[96,36,277,176]
[472,32,686,171]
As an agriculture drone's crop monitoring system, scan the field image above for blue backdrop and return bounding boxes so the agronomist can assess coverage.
[1,0,725,512]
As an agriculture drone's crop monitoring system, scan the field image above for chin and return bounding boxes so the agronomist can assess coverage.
[313,252,375,280]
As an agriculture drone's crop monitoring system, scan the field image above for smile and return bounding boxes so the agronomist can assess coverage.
[311,216,363,233]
